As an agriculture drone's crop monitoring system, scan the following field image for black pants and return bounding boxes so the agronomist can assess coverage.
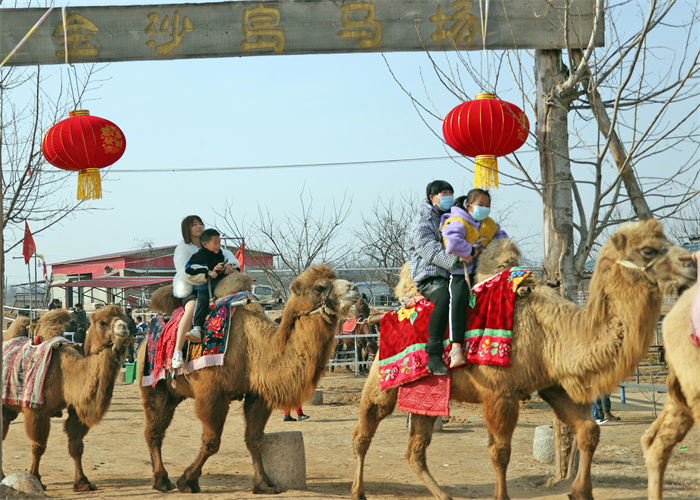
[448,274,471,344]
[417,276,450,356]
[193,287,211,328]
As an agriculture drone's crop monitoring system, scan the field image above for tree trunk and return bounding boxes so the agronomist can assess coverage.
[535,48,578,481]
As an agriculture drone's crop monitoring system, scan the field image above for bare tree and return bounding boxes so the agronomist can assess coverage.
[665,199,700,244]
[390,0,699,480]
[213,187,352,300]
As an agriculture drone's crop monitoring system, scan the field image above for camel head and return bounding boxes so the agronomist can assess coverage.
[82,305,131,357]
[475,238,521,283]
[596,218,697,295]
[288,264,360,320]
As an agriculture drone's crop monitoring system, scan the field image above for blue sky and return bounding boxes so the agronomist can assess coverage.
[4,0,697,286]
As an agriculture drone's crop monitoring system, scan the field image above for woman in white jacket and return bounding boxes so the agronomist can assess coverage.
[172,215,238,368]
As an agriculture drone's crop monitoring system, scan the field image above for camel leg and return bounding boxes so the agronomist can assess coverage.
[142,383,185,492]
[480,394,520,500]
[405,413,453,500]
[64,407,97,492]
[177,390,230,493]
[242,394,279,494]
[24,410,50,490]
[642,396,694,500]
[539,386,599,500]
[351,362,398,500]
[1,408,19,480]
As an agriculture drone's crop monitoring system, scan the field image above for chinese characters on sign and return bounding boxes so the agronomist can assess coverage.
[242,3,284,54]
[430,1,479,46]
[337,3,382,48]
[53,13,99,59]
[145,10,193,55]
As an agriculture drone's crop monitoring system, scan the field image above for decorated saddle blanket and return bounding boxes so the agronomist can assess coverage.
[691,259,700,346]
[142,291,254,387]
[3,336,72,409]
[378,267,532,391]
[342,318,361,334]
[397,374,450,417]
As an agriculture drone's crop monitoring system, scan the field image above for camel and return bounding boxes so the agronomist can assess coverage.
[351,219,697,500]
[642,254,699,500]
[139,265,360,493]
[2,305,132,491]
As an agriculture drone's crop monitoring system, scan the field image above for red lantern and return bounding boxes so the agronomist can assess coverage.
[42,110,126,200]
[443,93,529,189]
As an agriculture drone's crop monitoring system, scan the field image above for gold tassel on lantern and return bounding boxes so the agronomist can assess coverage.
[77,168,102,200]
[474,154,498,189]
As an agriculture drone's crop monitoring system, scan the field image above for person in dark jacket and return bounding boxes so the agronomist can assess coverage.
[408,180,472,376]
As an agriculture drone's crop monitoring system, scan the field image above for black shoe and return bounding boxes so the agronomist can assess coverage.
[604,412,621,421]
[297,414,310,421]
[283,415,296,422]
[426,355,448,376]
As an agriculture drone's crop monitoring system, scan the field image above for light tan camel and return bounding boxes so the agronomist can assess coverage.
[642,260,699,500]
[139,265,360,493]
[351,219,697,500]
[2,305,132,491]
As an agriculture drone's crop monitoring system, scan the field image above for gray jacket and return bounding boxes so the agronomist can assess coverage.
[408,200,458,283]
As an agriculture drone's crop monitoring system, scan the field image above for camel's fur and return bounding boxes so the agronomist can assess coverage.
[139,265,360,493]
[2,305,131,491]
[352,219,697,500]
[3,315,31,341]
[642,281,700,500]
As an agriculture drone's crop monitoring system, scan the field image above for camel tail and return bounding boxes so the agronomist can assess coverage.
[150,285,180,315]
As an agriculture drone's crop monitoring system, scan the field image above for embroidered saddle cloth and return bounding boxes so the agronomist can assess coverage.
[378,267,532,391]
[3,336,72,408]
[142,291,253,387]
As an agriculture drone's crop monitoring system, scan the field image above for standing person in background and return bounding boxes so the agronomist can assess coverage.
[48,298,61,310]
[594,394,620,424]
[283,407,310,422]
[125,308,138,363]
[71,303,88,344]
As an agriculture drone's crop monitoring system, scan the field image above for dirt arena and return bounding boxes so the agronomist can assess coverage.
[2,371,699,500]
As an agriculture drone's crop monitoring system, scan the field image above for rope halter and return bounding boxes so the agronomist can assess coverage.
[615,244,670,286]
[307,286,337,324]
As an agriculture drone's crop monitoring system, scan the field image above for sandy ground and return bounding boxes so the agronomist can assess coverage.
[2,371,699,500]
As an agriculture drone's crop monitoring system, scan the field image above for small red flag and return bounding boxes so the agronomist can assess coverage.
[22,221,36,265]
[235,243,245,273]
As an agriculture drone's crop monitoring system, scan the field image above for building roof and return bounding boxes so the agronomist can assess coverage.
[49,276,172,289]
[50,245,277,266]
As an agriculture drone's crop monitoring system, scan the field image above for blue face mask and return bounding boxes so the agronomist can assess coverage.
[437,196,454,211]
[471,205,490,221]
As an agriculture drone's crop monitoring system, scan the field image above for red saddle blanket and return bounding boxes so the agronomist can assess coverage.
[342,318,360,334]
[378,267,532,391]
[398,374,450,417]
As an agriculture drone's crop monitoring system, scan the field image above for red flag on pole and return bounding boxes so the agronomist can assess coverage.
[22,221,36,264]
[235,243,245,273]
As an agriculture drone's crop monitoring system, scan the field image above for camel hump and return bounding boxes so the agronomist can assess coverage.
[4,316,31,341]
[394,262,418,302]
[36,309,73,341]
[215,272,254,299]
[150,285,180,315]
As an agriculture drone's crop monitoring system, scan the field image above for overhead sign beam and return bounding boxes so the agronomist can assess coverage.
[0,0,604,67]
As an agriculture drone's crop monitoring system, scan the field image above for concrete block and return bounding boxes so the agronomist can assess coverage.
[533,425,555,464]
[262,431,306,490]
[308,390,323,405]
[2,472,45,496]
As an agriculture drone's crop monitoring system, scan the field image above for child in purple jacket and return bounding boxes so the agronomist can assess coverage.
[440,188,508,368]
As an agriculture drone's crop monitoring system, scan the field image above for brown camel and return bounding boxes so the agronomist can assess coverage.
[642,253,699,500]
[351,219,697,500]
[139,264,360,493]
[2,305,131,491]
